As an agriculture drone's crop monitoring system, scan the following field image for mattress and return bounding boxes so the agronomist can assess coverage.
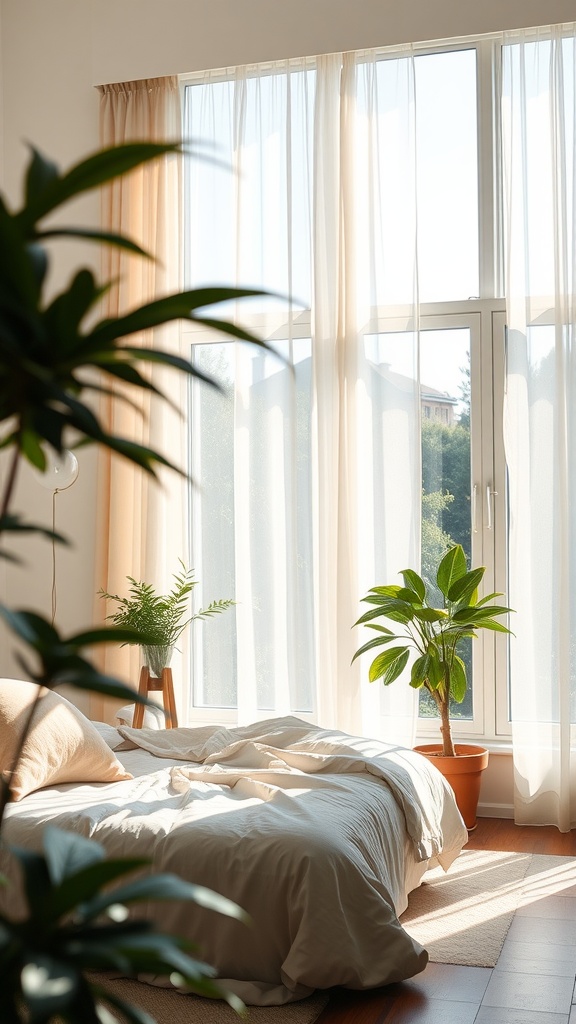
[1,716,468,1004]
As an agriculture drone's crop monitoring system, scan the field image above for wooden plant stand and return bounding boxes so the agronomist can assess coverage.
[132,666,178,729]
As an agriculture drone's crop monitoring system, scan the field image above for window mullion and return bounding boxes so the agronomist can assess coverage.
[477,38,501,300]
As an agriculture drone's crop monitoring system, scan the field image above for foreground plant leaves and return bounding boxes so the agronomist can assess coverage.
[0,827,248,1023]
[0,139,270,1022]
[0,143,275,483]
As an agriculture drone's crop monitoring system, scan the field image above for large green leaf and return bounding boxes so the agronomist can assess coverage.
[83,875,248,924]
[0,513,67,549]
[447,566,486,606]
[410,654,430,689]
[35,226,152,259]
[0,607,58,646]
[87,932,214,981]
[436,544,467,598]
[412,607,448,623]
[366,585,402,598]
[46,861,152,922]
[0,196,39,305]
[464,618,512,633]
[19,429,46,470]
[350,633,400,664]
[24,147,60,206]
[0,608,163,709]
[475,591,504,606]
[20,956,79,1021]
[452,605,511,624]
[8,846,51,919]
[355,601,414,626]
[400,569,426,602]
[17,142,182,230]
[43,269,105,352]
[449,655,468,702]
[368,646,410,685]
[193,314,280,351]
[425,649,444,690]
[88,288,268,347]
[43,828,106,886]
[67,625,154,648]
[47,672,162,708]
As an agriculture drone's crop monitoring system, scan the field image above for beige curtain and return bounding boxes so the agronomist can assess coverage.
[93,77,189,723]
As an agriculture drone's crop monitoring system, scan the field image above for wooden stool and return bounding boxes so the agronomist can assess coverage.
[132,666,178,729]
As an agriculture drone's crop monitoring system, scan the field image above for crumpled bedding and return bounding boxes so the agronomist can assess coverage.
[2,716,468,1004]
[116,716,463,864]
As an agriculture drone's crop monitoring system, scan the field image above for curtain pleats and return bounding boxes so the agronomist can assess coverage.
[183,53,421,741]
[93,76,189,724]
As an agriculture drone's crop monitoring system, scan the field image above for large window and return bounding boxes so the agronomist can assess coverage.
[182,38,510,739]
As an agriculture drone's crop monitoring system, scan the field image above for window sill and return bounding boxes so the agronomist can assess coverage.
[414,734,513,755]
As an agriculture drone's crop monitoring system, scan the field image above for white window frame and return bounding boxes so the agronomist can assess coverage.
[180,35,516,742]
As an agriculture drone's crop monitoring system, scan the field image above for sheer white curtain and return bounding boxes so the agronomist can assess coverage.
[184,49,421,740]
[502,25,576,829]
[95,77,190,724]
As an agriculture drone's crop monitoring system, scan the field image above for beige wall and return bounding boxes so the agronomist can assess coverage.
[0,4,101,706]
[0,0,563,801]
[92,0,576,84]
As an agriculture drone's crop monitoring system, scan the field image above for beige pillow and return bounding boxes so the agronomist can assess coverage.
[0,678,133,801]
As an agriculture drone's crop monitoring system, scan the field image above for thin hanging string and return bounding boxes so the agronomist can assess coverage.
[51,488,59,626]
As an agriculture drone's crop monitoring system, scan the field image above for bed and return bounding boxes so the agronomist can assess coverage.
[0,681,468,1006]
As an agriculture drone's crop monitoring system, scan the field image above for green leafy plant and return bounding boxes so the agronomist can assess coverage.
[0,826,247,1023]
[100,562,234,652]
[0,140,274,1020]
[353,544,513,757]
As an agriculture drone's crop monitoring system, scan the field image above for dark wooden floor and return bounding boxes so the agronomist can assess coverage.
[315,817,576,1024]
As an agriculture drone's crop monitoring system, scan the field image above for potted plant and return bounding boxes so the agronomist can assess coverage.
[352,543,513,828]
[100,562,234,679]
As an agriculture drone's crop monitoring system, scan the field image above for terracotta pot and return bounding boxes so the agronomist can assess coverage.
[413,743,489,830]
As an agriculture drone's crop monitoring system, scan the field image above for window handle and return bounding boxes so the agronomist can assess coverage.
[486,485,498,530]
[472,484,478,533]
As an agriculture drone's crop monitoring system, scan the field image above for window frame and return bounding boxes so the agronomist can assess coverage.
[180,35,514,742]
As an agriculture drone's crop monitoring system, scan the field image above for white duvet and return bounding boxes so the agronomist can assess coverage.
[2,716,468,1004]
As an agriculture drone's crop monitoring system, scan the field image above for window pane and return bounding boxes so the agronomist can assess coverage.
[502,37,575,303]
[365,328,473,720]
[421,329,473,719]
[189,339,314,713]
[414,50,479,302]
[354,48,479,307]
[189,344,236,707]
[183,68,315,314]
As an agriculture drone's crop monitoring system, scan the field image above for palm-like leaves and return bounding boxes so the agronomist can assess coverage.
[0,140,272,1020]
[0,827,248,1023]
[0,142,273,478]
[353,544,514,755]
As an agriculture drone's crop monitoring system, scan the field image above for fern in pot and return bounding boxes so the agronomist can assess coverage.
[100,562,234,678]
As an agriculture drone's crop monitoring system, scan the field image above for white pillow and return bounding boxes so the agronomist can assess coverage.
[0,678,133,801]
[116,702,165,730]
[90,721,125,750]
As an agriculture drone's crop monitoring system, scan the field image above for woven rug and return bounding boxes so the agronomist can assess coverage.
[400,848,576,968]
[87,976,329,1024]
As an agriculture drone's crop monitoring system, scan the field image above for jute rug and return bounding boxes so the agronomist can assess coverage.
[400,848,576,968]
[89,976,329,1024]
